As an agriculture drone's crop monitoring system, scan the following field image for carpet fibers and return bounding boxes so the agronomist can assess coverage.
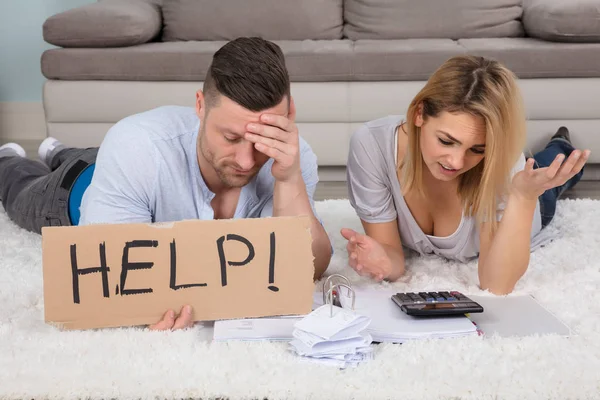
[1,199,599,399]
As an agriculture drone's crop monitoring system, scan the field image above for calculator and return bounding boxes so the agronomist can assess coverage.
[391,291,484,317]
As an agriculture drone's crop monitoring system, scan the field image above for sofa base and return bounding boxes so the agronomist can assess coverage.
[44,79,600,166]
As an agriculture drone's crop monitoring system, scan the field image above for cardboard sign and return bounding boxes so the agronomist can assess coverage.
[41,216,315,330]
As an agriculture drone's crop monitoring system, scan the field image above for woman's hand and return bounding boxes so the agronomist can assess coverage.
[340,228,393,281]
[512,149,590,201]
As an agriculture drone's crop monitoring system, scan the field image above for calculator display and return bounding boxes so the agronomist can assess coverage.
[421,303,457,309]
[416,302,481,310]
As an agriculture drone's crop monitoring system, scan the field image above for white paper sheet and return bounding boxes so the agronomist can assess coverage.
[213,317,302,342]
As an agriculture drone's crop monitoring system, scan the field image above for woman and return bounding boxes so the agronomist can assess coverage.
[341,55,589,294]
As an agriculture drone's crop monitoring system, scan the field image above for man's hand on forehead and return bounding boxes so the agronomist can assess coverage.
[244,112,301,182]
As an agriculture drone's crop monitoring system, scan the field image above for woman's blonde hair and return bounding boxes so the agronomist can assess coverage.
[399,55,526,234]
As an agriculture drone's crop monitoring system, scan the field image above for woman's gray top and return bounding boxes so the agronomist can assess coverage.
[346,115,550,263]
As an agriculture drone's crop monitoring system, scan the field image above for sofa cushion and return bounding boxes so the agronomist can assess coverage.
[458,38,600,78]
[353,40,466,80]
[523,0,600,43]
[162,0,343,41]
[41,39,600,82]
[43,0,162,48]
[344,0,524,40]
[41,41,354,82]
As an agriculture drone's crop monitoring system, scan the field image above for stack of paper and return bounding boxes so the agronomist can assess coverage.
[289,304,374,369]
[313,288,478,343]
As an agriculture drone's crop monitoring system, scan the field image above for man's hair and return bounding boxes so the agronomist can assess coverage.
[203,37,290,112]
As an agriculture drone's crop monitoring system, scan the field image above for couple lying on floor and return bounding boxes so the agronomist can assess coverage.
[0,38,589,330]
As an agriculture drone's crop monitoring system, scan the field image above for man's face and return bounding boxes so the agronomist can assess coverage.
[196,91,289,188]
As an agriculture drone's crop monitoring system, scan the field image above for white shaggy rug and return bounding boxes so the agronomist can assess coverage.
[1,199,600,400]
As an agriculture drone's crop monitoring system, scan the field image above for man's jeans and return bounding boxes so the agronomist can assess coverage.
[0,148,98,234]
[531,138,584,228]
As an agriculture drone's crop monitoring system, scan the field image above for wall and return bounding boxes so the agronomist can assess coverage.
[0,0,94,141]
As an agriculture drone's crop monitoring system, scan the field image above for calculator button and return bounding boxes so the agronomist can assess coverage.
[429,292,445,301]
[418,292,434,301]
[408,293,423,302]
[397,293,412,302]
[439,291,456,300]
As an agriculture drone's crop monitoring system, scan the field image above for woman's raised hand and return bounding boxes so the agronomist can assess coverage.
[340,228,393,281]
[512,149,590,200]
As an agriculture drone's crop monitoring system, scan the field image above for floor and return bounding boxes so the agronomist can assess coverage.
[4,138,600,201]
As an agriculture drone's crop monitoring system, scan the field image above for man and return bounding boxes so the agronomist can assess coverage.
[0,37,332,330]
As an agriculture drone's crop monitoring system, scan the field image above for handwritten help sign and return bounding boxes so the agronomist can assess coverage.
[41,216,315,330]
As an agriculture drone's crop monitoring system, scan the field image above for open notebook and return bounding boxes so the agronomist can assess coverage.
[213,287,478,343]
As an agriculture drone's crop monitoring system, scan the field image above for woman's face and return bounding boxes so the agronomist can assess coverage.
[417,110,487,182]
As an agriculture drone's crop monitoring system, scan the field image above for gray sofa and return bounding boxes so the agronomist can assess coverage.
[41,0,600,181]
